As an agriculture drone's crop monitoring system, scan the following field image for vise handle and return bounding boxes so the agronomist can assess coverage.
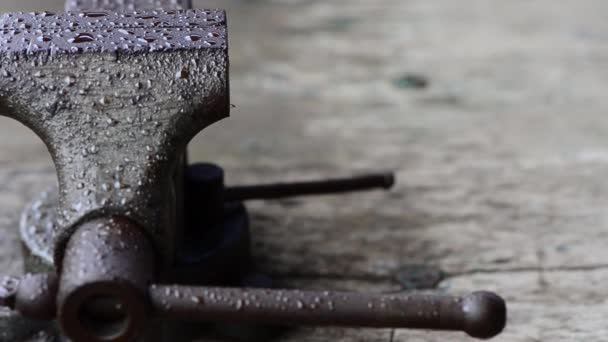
[0,215,506,341]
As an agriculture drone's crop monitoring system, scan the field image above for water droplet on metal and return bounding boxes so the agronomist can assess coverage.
[185,34,202,42]
[69,33,95,44]
[99,96,111,106]
[64,75,76,86]
[175,67,189,79]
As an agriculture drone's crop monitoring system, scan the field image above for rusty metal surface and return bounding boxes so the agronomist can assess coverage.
[0,271,507,340]
[0,8,229,268]
[150,286,506,339]
[57,216,155,341]
[66,0,192,11]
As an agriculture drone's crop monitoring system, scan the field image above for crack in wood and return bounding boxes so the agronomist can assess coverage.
[448,264,608,277]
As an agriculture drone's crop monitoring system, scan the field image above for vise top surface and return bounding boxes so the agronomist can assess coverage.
[0,9,229,268]
[66,0,192,11]
[0,10,226,54]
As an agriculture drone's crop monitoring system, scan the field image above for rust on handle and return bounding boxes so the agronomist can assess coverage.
[223,173,395,202]
[149,286,506,339]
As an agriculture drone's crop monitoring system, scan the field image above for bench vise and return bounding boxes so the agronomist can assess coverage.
[0,0,507,341]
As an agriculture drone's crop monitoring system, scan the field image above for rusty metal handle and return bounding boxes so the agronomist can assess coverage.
[149,285,506,339]
[223,173,395,201]
[1,274,506,340]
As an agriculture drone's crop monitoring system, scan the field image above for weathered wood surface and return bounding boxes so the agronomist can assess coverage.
[1,0,608,341]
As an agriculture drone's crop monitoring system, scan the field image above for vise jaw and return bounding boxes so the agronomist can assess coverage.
[0,9,229,269]
[65,0,193,11]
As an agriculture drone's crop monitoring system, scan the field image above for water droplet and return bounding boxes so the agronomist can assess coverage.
[118,29,134,35]
[79,12,108,18]
[64,75,76,86]
[136,15,158,20]
[37,35,52,42]
[69,33,95,44]
[176,67,189,79]
[99,96,111,106]
[139,37,156,43]
[185,34,202,42]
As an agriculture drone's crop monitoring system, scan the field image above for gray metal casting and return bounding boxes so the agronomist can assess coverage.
[0,9,229,268]
[0,276,52,341]
[149,286,506,339]
[21,186,59,270]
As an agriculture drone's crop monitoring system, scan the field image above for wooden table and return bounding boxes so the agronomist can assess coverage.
[1,1,607,341]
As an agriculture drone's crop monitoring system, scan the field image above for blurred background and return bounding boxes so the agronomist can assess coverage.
[2,1,608,341]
